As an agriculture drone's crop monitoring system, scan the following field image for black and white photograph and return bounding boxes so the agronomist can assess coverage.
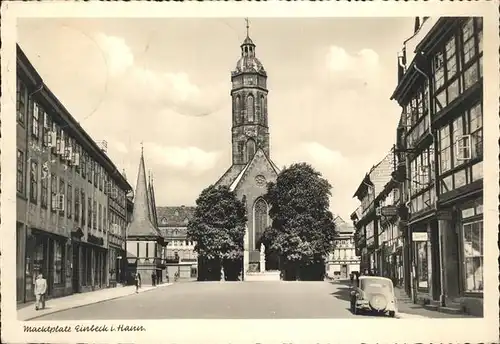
[1,2,498,343]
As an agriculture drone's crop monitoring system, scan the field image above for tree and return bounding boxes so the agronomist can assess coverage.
[262,163,337,280]
[187,185,247,281]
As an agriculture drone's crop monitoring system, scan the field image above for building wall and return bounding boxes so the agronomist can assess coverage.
[15,47,130,303]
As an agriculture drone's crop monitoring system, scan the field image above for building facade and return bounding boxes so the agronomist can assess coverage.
[351,151,395,276]
[326,216,360,279]
[16,45,132,303]
[214,25,279,274]
[352,17,483,316]
[157,206,198,279]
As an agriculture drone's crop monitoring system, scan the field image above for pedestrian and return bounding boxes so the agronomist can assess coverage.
[151,271,157,286]
[349,273,354,286]
[134,272,141,293]
[34,273,47,311]
[166,272,170,283]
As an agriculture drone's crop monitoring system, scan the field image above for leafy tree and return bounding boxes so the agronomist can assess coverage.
[187,185,247,280]
[262,163,337,280]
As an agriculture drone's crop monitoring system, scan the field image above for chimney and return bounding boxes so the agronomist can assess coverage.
[414,17,421,34]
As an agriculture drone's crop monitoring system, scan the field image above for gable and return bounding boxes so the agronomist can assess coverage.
[231,149,279,194]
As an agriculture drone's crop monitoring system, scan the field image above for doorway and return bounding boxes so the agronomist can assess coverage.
[72,243,80,293]
[341,264,348,278]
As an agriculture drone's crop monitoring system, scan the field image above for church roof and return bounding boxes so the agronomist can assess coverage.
[227,147,279,192]
[156,206,196,227]
[127,150,161,239]
[215,164,246,188]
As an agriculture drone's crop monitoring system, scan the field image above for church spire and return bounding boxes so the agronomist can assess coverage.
[245,18,250,38]
[126,147,159,238]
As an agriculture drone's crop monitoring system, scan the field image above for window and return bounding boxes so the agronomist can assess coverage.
[235,96,241,124]
[41,173,48,208]
[253,198,268,249]
[246,139,256,162]
[82,153,87,179]
[42,112,51,148]
[32,102,41,139]
[81,190,86,225]
[469,103,483,159]
[410,146,433,194]
[17,150,25,194]
[75,187,80,222]
[50,173,57,212]
[247,95,254,122]
[67,184,72,219]
[17,79,27,124]
[260,95,265,123]
[88,197,92,229]
[237,141,245,162]
[103,207,107,232]
[59,178,65,216]
[415,240,428,290]
[98,204,102,231]
[54,240,63,284]
[461,18,483,92]
[93,200,97,229]
[433,35,462,113]
[30,160,38,203]
[463,220,483,292]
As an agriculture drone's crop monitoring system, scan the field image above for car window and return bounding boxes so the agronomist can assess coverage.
[360,279,393,292]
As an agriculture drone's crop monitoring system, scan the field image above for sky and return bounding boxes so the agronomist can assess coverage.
[17,17,415,221]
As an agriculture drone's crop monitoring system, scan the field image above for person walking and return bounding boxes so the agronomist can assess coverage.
[34,273,47,311]
[151,271,157,286]
[134,272,141,293]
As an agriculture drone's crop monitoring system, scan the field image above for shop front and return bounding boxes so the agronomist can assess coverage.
[24,227,72,302]
[108,241,125,287]
[439,196,483,316]
[410,222,433,304]
[78,234,108,293]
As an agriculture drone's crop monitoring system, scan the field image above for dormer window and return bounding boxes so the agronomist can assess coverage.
[161,217,167,225]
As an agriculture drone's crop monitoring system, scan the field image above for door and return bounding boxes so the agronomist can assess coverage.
[341,264,348,278]
[72,243,80,293]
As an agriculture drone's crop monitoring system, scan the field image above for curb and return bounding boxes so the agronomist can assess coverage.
[22,284,173,321]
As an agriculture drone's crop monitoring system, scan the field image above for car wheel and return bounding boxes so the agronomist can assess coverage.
[389,311,395,318]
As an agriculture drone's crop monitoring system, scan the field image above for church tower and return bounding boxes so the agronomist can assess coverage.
[231,20,270,165]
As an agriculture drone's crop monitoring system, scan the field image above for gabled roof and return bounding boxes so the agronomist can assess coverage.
[227,147,279,192]
[215,165,246,188]
[127,150,161,238]
[156,206,196,227]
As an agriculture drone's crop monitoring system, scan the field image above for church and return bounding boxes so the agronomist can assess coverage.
[213,23,280,273]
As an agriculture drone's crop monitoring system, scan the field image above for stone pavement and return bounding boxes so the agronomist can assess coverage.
[18,283,172,321]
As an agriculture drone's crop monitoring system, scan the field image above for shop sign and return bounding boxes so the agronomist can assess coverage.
[380,206,398,217]
[412,232,428,241]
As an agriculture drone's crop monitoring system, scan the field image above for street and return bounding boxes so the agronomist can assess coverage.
[33,280,453,320]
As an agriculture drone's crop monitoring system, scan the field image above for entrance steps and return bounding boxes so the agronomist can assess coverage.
[244,271,280,282]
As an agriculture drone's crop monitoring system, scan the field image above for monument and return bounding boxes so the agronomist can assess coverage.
[260,243,266,272]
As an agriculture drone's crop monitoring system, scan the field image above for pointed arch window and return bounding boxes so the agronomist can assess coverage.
[247,95,255,122]
[253,198,268,250]
[246,139,256,162]
[235,96,241,124]
[259,95,265,123]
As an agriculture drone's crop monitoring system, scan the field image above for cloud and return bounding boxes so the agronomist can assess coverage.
[95,33,134,76]
[94,33,228,118]
[145,143,221,174]
[301,142,345,167]
[325,45,380,77]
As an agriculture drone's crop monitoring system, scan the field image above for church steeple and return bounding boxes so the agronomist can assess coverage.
[231,19,270,166]
[127,147,160,238]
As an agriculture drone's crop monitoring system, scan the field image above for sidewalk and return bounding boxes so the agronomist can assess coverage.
[393,287,475,319]
[18,283,172,321]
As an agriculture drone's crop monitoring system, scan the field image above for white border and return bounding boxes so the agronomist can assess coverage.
[1,1,499,343]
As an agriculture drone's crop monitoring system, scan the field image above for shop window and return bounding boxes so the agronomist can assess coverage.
[463,220,483,292]
[54,241,63,284]
[17,150,25,194]
[33,236,45,278]
[415,241,429,290]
